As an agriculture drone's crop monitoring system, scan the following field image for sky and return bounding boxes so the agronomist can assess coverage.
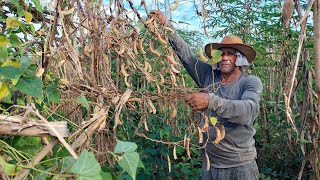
[103,0,213,44]
[39,0,211,43]
[116,0,203,30]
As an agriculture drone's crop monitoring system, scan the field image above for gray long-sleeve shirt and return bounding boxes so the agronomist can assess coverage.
[168,29,263,168]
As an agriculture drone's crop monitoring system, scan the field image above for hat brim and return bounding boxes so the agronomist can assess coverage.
[204,43,256,63]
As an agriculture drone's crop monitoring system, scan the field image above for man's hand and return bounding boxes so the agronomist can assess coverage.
[184,93,209,111]
[150,10,166,25]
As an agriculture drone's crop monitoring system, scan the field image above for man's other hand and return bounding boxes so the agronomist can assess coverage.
[150,10,166,25]
[184,93,209,111]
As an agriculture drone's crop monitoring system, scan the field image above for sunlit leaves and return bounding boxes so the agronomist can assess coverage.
[6,17,22,29]
[209,50,222,65]
[24,11,33,24]
[0,36,10,46]
[0,82,9,99]
[210,116,218,126]
[2,59,20,68]
[0,156,22,175]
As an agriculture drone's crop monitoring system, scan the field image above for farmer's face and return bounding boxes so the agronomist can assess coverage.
[218,48,239,74]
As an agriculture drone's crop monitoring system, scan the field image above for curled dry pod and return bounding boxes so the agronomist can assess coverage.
[281,0,294,28]
[93,18,99,30]
[182,74,186,87]
[164,26,175,34]
[201,115,210,132]
[156,33,168,45]
[171,64,180,73]
[212,126,221,144]
[159,74,165,85]
[170,0,178,11]
[84,46,91,57]
[139,38,146,54]
[170,71,177,86]
[57,60,65,68]
[165,54,179,65]
[167,155,171,173]
[144,118,149,131]
[173,145,177,160]
[36,68,44,77]
[205,151,210,171]
[128,98,143,104]
[170,101,177,119]
[156,83,161,95]
[113,26,120,36]
[199,47,208,62]
[186,138,191,159]
[219,124,225,140]
[198,126,203,144]
[60,7,75,15]
[145,16,155,25]
[121,63,129,77]
[59,78,69,86]
[147,99,157,114]
[133,38,139,55]
[149,41,161,57]
[124,76,131,87]
[144,61,152,72]
[201,122,209,132]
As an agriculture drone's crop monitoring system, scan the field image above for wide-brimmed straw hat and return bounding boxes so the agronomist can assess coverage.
[204,35,256,63]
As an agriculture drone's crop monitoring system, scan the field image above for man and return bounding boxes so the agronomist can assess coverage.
[152,11,263,180]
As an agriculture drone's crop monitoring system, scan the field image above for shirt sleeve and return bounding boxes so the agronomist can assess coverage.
[166,20,212,88]
[207,76,263,126]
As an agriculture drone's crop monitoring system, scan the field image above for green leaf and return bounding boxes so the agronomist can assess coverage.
[0,82,9,99]
[12,136,43,156]
[0,156,21,176]
[17,5,23,17]
[20,56,31,72]
[137,159,145,169]
[46,80,60,103]
[60,156,76,172]
[28,24,36,35]
[0,36,10,46]
[0,66,22,79]
[100,171,112,180]
[2,59,20,67]
[24,11,33,23]
[114,140,138,153]
[70,150,101,177]
[117,152,140,180]
[0,46,8,61]
[32,0,43,13]
[9,34,20,45]
[76,95,90,110]
[79,175,102,180]
[23,64,37,77]
[210,117,217,126]
[6,17,22,29]
[16,76,43,98]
